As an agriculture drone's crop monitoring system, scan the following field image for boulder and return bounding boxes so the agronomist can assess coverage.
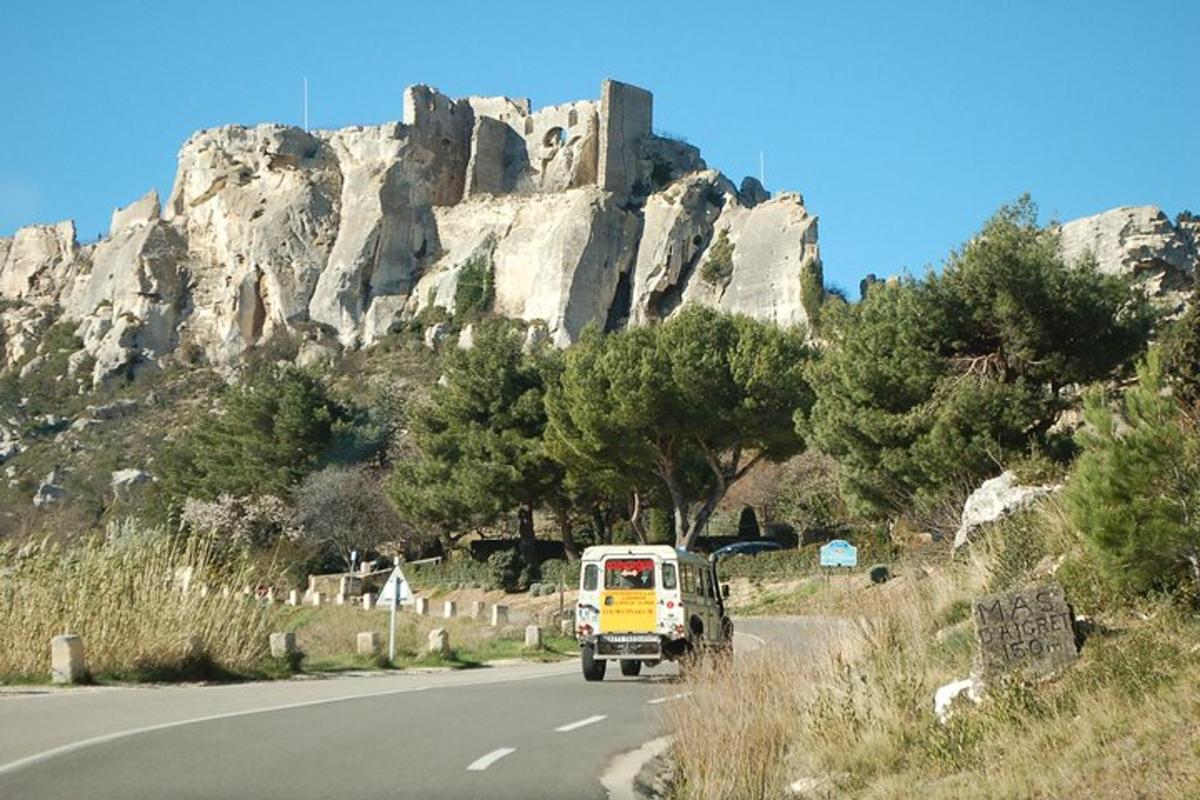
[33,481,67,508]
[953,472,1061,550]
[111,468,151,494]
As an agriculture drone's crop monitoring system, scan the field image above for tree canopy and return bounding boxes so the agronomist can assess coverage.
[150,364,349,524]
[387,319,566,561]
[546,305,813,549]
[804,197,1151,519]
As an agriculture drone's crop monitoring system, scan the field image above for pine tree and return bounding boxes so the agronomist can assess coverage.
[1065,350,1200,599]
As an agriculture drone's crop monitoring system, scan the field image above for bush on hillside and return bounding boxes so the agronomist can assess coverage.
[1065,350,1200,601]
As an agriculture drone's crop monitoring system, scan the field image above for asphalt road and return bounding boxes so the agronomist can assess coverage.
[0,618,832,800]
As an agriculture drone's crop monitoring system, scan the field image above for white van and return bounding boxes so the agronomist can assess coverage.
[574,545,733,681]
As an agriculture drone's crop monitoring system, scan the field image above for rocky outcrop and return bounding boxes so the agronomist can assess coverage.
[1059,206,1197,314]
[9,81,1186,387]
[952,471,1061,550]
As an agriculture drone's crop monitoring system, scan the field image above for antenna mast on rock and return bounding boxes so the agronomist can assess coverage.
[303,77,309,132]
[760,149,765,186]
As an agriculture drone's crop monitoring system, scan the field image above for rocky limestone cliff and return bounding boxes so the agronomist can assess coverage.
[0,78,1194,387]
[0,79,821,382]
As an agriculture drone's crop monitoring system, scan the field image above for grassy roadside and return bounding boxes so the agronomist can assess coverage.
[666,500,1200,799]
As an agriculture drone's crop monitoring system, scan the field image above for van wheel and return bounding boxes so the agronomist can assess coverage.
[619,659,642,677]
[581,644,606,682]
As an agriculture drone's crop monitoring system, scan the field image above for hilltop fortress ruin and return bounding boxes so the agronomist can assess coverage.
[0,79,1193,386]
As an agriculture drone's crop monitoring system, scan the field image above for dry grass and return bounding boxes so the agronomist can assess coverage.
[0,522,274,681]
[665,527,1200,799]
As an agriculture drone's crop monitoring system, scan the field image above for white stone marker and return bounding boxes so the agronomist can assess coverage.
[269,632,296,658]
[525,625,543,650]
[357,632,381,656]
[287,590,300,606]
[336,593,346,606]
[428,628,450,656]
[443,600,457,619]
[50,634,86,684]
[491,604,509,627]
[310,592,324,608]
[469,600,486,619]
[362,593,376,611]
[415,597,429,616]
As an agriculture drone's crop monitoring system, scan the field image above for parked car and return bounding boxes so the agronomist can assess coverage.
[711,540,783,560]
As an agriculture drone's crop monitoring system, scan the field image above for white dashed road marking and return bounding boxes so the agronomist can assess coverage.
[554,714,607,732]
[466,747,517,771]
[646,692,691,706]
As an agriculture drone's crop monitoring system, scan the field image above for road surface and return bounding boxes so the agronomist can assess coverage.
[0,618,833,799]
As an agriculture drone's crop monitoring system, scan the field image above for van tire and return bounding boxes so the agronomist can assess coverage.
[619,659,642,677]
[581,644,606,681]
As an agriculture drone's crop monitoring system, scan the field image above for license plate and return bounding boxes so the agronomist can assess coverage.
[602,634,658,644]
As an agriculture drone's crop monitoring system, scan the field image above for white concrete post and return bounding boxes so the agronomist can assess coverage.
[491,604,509,627]
[362,592,375,611]
[310,592,324,608]
[269,632,297,659]
[287,590,300,606]
[415,597,429,616]
[50,634,86,684]
[336,593,346,606]
[443,600,457,619]
[427,628,450,656]
[525,625,543,650]
[357,631,381,656]
[469,600,485,620]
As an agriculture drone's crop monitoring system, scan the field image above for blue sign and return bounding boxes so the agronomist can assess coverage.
[819,539,858,568]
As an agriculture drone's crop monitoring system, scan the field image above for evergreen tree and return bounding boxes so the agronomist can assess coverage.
[546,306,813,549]
[388,319,568,562]
[151,365,346,523]
[1065,350,1200,599]
[804,197,1150,518]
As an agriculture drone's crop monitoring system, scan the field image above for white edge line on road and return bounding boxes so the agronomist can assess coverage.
[554,713,607,732]
[466,747,516,771]
[0,664,579,779]
[734,631,767,648]
[646,691,691,705]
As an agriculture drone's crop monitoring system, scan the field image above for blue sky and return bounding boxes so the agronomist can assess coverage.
[1,1,1196,294]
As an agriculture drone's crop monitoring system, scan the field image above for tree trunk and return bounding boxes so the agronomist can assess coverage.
[517,504,538,566]
[629,491,649,544]
[591,505,611,545]
[557,508,580,560]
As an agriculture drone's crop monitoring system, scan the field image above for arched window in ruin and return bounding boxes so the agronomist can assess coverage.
[524,117,534,135]
[568,109,578,127]
[543,127,566,148]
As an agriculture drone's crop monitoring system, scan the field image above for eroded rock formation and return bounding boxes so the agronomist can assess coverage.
[2,78,1192,387]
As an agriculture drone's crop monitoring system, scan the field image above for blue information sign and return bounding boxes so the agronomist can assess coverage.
[819,539,858,568]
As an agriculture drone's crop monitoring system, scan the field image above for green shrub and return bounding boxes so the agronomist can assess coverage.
[1065,350,1200,600]
[454,256,494,321]
[699,229,734,285]
[488,549,528,593]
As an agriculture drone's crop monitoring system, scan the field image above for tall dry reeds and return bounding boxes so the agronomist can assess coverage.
[665,565,983,800]
[0,521,273,679]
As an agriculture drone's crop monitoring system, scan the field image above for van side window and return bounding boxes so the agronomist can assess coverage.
[682,566,694,595]
[701,570,711,599]
[583,564,598,591]
[662,563,677,589]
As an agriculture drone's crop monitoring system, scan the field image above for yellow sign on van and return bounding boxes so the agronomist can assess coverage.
[599,590,657,633]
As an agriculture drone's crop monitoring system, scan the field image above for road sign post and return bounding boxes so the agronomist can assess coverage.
[819,539,859,573]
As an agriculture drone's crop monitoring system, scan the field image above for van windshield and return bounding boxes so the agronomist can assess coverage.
[604,558,655,590]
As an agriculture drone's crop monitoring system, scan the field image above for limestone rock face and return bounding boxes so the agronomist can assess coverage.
[0,220,78,302]
[953,471,1061,550]
[1059,206,1197,313]
[166,124,343,363]
[6,79,1189,386]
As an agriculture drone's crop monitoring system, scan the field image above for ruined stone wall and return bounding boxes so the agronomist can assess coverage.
[598,80,653,198]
